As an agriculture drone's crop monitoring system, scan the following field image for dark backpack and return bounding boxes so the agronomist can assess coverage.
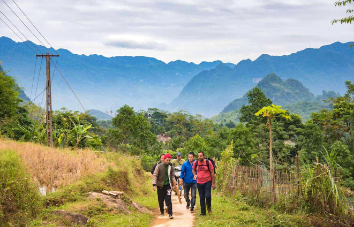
[194,158,216,175]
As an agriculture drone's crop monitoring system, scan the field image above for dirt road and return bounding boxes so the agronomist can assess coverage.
[151,193,195,227]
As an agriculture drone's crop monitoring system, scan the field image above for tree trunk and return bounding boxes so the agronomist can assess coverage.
[269,118,275,203]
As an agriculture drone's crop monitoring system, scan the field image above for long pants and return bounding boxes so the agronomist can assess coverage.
[157,184,172,215]
[184,183,197,209]
[197,181,212,215]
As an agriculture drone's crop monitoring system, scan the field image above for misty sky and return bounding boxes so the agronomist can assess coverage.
[0,0,352,64]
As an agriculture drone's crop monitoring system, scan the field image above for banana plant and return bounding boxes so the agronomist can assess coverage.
[70,116,92,149]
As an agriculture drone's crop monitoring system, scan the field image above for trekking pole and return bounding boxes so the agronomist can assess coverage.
[174,182,182,204]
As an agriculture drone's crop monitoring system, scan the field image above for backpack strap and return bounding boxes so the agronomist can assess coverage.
[206,159,210,172]
[193,160,198,171]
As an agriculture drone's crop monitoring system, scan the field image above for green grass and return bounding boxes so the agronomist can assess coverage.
[0,150,42,226]
[195,192,311,227]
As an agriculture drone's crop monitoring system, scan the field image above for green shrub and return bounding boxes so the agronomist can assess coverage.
[0,150,42,226]
[140,154,157,172]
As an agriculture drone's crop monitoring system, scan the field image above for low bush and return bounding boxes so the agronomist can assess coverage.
[0,150,42,226]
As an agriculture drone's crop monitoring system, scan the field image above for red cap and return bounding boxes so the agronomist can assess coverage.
[164,153,172,159]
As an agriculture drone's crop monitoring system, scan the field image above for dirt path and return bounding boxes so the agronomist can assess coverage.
[151,193,195,227]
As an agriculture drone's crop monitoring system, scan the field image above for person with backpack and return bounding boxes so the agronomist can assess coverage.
[152,153,177,219]
[192,151,216,216]
[179,152,197,213]
[171,152,185,168]
[151,153,165,175]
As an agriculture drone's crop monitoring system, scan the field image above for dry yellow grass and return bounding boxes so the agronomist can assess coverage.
[0,139,113,189]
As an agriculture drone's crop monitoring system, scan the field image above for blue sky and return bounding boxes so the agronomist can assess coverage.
[0,0,352,63]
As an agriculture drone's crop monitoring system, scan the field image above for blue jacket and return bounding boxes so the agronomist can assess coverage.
[180,160,196,184]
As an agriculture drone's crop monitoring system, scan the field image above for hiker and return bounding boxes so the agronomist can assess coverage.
[152,153,177,219]
[192,151,216,216]
[151,153,165,175]
[179,152,197,213]
[171,152,185,168]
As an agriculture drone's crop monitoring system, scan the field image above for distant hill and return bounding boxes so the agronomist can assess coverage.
[222,74,315,113]
[210,75,339,123]
[0,36,234,112]
[88,109,112,120]
[168,41,354,117]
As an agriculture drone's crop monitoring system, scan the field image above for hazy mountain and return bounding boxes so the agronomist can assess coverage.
[210,74,339,123]
[0,36,234,112]
[88,109,112,120]
[169,41,354,117]
[222,73,315,113]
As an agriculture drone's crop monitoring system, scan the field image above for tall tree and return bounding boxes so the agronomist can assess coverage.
[255,104,291,203]
[239,87,272,124]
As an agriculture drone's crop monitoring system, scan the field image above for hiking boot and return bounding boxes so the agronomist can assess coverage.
[169,214,174,219]
[160,212,164,216]
[186,201,190,209]
[199,213,206,216]
[207,207,212,214]
[190,208,194,213]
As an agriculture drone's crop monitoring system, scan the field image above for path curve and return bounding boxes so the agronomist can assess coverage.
[151,193,195,227]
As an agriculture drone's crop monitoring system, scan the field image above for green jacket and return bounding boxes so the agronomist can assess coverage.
[152,163,176,189]
[171,159,185,168]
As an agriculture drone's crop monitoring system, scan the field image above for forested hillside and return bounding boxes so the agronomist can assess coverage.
[0,36,233,112]
[169,42,354,117]
[213,74,339,122]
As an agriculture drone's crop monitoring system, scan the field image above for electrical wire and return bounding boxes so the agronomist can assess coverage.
[11,0,59,55]
[50,59,86,112]
[34,57,43,99]
[0,11,40,53]
[2,0,49,54]
[29,57,38,100]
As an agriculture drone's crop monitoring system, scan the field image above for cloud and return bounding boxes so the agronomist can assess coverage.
[105,40,166,50]
[0,0,352,63]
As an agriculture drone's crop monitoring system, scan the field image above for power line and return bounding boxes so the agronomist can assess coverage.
[0,11,39,54]
[34,57,44,99]
[2,0,49,54]
[2,1,85,113]
[29,57,38,100]
[50,59,86,112]
[11,0,59,55]
[30,86,45,103]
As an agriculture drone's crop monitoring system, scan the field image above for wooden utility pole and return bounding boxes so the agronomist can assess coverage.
[36,53,59,147]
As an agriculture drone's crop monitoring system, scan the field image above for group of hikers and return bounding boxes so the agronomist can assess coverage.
[152,151,216,219]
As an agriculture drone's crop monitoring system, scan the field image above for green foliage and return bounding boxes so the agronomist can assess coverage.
[105,105,156,152]
[297,122,325,164]
[0,150,42,226]
[283,101,332,122]
[181,134,210,157]
[217,142,236,191]
[301,147,350,217]
[0,69,32,139]
[210,109,240,125]
[332,0,354,24]
[240,87,272,123]
[0,70,21,120]
[229,123,255,164]
[140,154,158,172]
[255,104,291,120]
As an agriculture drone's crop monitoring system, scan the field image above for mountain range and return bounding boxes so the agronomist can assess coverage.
[168,42,354,117]
[0,36,233,113]
[1,36,353,118]
[211,74,338,123]
[222,73,334,114]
